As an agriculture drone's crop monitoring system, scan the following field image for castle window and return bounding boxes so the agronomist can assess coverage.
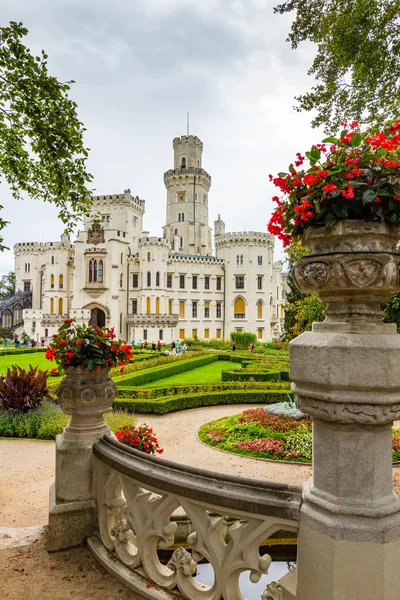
[216,277,222,291]
[132,300,138,315]
[89,260,93,282]
[120,312,122,334]
[159,329,163,341]
[204,328,209,339]
[98,260,103,283]
[240,255,244,265]
[146,297,151,315]
[50,274,54,289]
[147,252,151,262]
[132,273,138,288]
[179,275,185,289]
[204,276,210,290]
[120,273,123,288]
[197,159,200,168]
[58,298,63,315]
[179,301,185,318]
[257,276,263,290]
[50,298,54,315]
[235,276,245,289]
[147,271,151,287]
[180,237,183,248]
[258,255,263,266]
[121,253,123,265]
[236,255,240,266]
[216,302,222,319]
[182,213,184,221]
[167,274,172,289]
[93,260,98,282]
[24,281,30,292]
[192,301,198,318]
[156,297,160,315]
[181,157,186,168]
[204,301,210,318]
[257,300,263,319]
[234,297,246,319]
[192,276,197,290]
[51,256,55,265]
[59,274,63,289]
[178,213,181,222]
[156,271,160,287]
[168,299,173,315]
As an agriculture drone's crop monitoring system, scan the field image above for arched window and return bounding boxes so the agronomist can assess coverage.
[89,260,93,282]
[51,255,55,265]
[14,304,22,324]
[258,255,263,266]
[120,273,123,288]
[178,213,181,222]
[156,271,160,287]
[147,271,151,287]
[182,213,184,221]
[156,297,160,315]
[234,297,245,318]
[181,157,186,168]
[146,297,151,315]
[93,260,98,282]
[257,300,263,319]
[58,298,63,315]
[180,237,183,248]
[50,274,54,289]
[98,260,103,283]
[50,298,54,315]
[59,274,63,289]
[147,252,151,262]
[236,255,240,266]
[2,309,12,328]
[240,255,244,265]
[121,252,123,265]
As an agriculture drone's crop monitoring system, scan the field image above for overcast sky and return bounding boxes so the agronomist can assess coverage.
[0,0,322,275]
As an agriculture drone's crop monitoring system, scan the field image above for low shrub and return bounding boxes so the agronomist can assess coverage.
[115,424,163,455]
[0,347,46,356]
[0,365,51,413]
[113,354,219,387]
[221,370,285,382]
[113,389,290,415]
[0,402,137,439]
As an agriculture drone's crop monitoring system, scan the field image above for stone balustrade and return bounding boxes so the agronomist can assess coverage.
[126,313,180,327]
[89,434,301,600]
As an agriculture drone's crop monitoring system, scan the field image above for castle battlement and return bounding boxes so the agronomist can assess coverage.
[90,191,145,210]
[14,241,73,253]
[214,231,275,248]
[139,236,169,247]
[168,252,224,265]
[164,167,211,184]
[173,135,203,150]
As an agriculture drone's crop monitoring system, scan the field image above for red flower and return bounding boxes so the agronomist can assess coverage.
[75,341,83,347]
[119,367,125,374]
[66,351,75,359]
[394,195,399,201]
[45,348,55,360]
[64,319,72,324]
[58,340,66,347]
[50,368,58,376]
[375,197,382,203]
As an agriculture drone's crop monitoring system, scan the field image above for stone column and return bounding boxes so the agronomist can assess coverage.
[290,222,400,600]
[48,367,117,551]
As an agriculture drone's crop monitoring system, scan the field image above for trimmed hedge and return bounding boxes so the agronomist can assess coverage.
[0,347,46,356]
[113,389,291,415]
[221,369,285,382]
[112,354,220,387]
[116,380,292,398]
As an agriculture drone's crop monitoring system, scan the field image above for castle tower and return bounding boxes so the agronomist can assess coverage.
[163,135,212,256]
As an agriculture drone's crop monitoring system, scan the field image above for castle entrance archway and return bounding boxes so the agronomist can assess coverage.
[90,308,106,328]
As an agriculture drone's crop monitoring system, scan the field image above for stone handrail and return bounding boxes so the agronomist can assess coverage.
[91,434,300,600]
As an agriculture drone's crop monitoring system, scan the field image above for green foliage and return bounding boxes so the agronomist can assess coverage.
[0,327,13,340]
[0,347,46,356]
[221,369,288,382]
[383,292,400,332]
[274,0,400,130]
[0,21,93,246]
[287,294,325,340]
[113,354,219,387]
[0,365,50,412]
[230,332,257,349]
[0,402,137,439]
[113,390,291,415]
[0,272,15,299]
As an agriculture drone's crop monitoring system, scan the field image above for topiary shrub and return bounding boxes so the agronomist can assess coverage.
[0,365,51,413]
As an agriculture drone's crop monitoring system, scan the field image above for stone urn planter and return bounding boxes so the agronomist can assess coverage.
[57,366,117,442]
[293,220,400,333]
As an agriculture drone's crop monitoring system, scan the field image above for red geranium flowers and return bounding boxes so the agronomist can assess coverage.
[267,119,400,246]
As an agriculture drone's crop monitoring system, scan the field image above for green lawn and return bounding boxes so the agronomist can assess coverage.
[0,352,54,374]
[141,360,241,388]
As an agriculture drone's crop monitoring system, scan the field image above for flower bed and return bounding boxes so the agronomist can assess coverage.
[199,409,400,464]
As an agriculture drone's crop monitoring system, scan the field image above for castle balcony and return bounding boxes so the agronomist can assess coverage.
[126,313,179,327]
[42,313,69,326]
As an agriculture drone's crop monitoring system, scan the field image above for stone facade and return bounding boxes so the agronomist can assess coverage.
[14,134,285,343]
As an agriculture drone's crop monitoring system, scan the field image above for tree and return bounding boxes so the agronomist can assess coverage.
[274,1,400,131]
[0,271,15,300]
[0,21,93,249]
[287,294,325,340]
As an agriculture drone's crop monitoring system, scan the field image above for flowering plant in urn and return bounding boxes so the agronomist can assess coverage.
[46,319,132,374]
[268,119,400,248]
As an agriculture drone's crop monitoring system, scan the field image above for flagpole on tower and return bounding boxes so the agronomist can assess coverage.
[187,111,189,136]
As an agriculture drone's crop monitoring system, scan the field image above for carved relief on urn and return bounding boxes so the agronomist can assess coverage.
[293,221,400,332]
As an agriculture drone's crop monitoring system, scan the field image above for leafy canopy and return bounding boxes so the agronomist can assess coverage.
[274,0,400,130]
[0,271,15,300]
[0,21,93,249]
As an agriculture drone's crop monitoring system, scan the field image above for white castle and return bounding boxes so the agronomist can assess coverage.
[11,134,285,343]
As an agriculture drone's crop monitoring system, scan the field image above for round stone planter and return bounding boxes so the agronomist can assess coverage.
[57,366,117,442]
[293,220,400,333]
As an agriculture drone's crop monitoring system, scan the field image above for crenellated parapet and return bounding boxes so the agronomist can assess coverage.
[89,190,145,214]
[168,252,224,265]
[214,231,275,250]
[164,167,211,191]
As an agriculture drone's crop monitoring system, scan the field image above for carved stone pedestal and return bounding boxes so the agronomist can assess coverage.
[48,367,117,551]
[287,222,400,600]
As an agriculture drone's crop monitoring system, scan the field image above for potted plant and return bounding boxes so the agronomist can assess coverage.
[268,120,400,331]
[46,319,132,439]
